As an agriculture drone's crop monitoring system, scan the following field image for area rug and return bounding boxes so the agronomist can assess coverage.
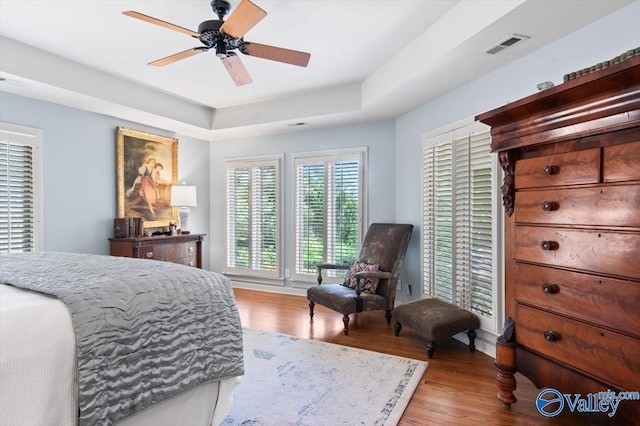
[222,329,428,426]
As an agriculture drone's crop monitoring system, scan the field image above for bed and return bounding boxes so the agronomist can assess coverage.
[0,252,244,426]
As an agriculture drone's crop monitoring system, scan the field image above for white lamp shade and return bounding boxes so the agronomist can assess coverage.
[170,185,197,207]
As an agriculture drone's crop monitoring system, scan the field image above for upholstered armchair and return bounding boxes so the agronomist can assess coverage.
[307,223,413,335]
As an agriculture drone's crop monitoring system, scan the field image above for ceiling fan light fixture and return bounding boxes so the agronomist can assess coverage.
[216,41,227,58]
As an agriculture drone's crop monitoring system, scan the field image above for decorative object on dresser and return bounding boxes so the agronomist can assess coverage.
[113,217,145,238]
[116,127,178,228]
[170,184,197,233]
[110,233,205,268]
[476,56,639,422]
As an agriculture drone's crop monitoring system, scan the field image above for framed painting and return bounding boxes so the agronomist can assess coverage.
[116,127,178,228]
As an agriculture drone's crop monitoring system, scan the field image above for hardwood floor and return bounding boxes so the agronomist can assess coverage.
[233,288,623,425]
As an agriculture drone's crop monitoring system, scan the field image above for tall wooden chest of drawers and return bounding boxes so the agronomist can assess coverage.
[477,57,640,421]
[110,234,205,268]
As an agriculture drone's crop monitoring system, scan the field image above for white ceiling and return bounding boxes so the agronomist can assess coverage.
[0,0,634,141]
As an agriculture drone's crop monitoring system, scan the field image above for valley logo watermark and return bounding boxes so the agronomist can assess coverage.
[536,388,640,418]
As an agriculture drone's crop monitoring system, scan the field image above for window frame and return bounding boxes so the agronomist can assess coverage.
[291,147,368,284]
[421,118,502,334]
[223,154,283,282]
[0,122,44,253]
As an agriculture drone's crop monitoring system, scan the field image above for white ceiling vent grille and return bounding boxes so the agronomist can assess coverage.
[485,34,529,55]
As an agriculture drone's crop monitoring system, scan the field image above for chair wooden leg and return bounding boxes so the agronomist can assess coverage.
[385,310,392,324]
[468,329,477,352]
[342,315,350,335]
[309,301,315,320]
[427,341,436,359]
[394,321,402,337]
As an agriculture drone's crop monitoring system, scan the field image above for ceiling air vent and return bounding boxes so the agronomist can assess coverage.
[485,34,529,55]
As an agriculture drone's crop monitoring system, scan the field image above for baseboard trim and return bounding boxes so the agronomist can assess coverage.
[232,281,308,297]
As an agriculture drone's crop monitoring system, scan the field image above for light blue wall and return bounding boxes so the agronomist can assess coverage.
[394,1,640,300]
[208,121,397,286]
[0,93,211,267]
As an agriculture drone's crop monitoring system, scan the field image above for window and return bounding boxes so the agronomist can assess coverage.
[293,148,367,281]
[0,123,43,253]
[224,155,282,279]
[422,121,499,332]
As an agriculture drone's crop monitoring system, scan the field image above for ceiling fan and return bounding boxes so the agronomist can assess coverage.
[123,0,311,86]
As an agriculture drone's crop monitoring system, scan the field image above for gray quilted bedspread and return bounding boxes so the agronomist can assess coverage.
[0,252,244,426]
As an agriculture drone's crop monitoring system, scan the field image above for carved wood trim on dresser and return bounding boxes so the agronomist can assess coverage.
[477,57,640,422]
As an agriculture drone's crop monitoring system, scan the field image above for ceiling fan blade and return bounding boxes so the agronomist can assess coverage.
[240,42,310,67]
[123,11,200,37]
[221,53,253,86]
[220,0,267,39]
[149,47,207,66]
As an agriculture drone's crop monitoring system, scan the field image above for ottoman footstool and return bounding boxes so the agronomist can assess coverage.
[394,298,480,359]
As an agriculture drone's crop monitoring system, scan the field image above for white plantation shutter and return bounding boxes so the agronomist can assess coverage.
[422,124,496,326]
[326,161,360,264]
[0,124,43,253]
[226,167,250,268]
[295,162,325,275]
[225,156,281,278]
[294,148,366,280]
[251,165,277,271]
[467,133,494,316]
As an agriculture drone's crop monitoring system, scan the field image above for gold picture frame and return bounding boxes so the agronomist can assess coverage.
[116,127,178,229]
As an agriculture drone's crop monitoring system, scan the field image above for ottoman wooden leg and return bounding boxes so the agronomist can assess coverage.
[309,301,315,319]
[468,329,477,352]
[342,315,350,335]
[394,322,402,337]
[427,341,436,359]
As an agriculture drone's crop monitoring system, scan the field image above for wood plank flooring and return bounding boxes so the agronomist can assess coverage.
[233,288,622,425]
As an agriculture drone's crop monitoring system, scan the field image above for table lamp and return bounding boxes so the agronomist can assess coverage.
[170,185,197,233]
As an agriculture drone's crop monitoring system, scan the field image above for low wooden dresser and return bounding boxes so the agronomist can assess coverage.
[477,57,639,421]
[110,234,205,268]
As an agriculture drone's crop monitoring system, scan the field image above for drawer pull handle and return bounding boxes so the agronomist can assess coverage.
[540,241,558,251]
[189,261,194,267]
[541,283,558,294]
[542,165,557,175]
[544,331,558,342]
[541,201,557,211]
[146,252,154,258]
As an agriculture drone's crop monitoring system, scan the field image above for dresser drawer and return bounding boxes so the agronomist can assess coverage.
[514,184,640,227]
[513,263,639,337]
[515,148,600,189]
[515,304,640,390]
[166,256,197,267]
[604,141,640,183]
[513,226,640,279]
[137,242,197,261]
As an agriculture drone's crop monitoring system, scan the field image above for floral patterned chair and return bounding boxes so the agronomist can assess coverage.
[307,223,413,335]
